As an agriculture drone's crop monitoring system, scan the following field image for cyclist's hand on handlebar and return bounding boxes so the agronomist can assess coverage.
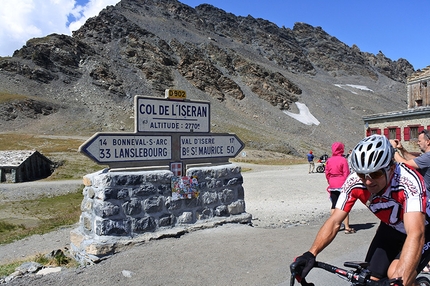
[290,251,316,282]
[377,277,403,286]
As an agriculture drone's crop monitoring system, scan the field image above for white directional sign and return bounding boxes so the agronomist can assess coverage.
[135,96,210,133]
[79,133,172,165]
[180,134,244,159]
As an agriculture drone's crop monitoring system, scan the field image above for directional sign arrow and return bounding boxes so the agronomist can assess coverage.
[179,134,244,159]
[79,133,172,165]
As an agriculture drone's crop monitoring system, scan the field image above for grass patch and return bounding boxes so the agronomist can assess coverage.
[34,251,78,268]
[0,187,83,245]
[0,133,83,152]
[0,221,19,233]
[0,92,29,104]
[0,187,83,276]
[46,153,106,180]
[0,261,21,277]
[0,251,80,277]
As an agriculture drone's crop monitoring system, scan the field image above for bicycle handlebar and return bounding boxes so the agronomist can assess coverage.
[290,260,403,286]
[315,261,379,285]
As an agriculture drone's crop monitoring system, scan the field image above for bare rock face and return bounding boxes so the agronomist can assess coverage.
[0,0,416,156]
[0,98,60,121]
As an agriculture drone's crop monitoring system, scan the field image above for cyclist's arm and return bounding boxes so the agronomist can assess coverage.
[389,211,425,286]
[308,208,347,256]
[390,140,418,167]
[394,149,418,168]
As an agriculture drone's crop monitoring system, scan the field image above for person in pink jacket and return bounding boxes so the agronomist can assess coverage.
[325,142,355,234]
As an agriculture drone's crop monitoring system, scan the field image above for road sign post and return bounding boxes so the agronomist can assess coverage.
[79,93,245,170]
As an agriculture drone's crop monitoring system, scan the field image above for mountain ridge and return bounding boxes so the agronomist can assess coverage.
[0,0,415,157]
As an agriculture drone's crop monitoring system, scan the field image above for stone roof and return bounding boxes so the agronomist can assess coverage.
[408,65,430,82]
[363,106,430,121]
[0,150,38,167]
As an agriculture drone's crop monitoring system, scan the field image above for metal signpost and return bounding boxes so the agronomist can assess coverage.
[79,90,244,171]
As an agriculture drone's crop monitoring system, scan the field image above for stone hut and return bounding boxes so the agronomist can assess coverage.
[0,150,53,183]
[363,65,430,152]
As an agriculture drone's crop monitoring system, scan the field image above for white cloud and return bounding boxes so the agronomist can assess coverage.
[0,0,120,57]
[283,102,320,126]
[68,0,120,33]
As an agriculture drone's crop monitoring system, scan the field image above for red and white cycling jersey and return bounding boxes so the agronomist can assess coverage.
[337,163,428,234]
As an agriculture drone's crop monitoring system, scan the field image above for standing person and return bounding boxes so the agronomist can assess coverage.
[345,149,352,159]
[307,150,315,174]
[325,142,354,234]
[290,135,430,286]
[389,129,430,193]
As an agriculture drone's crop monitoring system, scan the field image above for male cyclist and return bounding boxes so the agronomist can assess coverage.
[291,135,430,286]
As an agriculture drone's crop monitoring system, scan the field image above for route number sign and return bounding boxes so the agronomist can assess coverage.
[165,89,186,99]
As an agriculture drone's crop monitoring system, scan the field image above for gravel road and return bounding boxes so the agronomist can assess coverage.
[1,163,379,285]
[0,180,83,202]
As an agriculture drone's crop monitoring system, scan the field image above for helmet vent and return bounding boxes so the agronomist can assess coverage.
[359,152,365,167]
[375,151,383,165]
[368,151,375,167]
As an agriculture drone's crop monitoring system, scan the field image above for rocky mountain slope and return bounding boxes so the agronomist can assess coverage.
[0,0,415,157]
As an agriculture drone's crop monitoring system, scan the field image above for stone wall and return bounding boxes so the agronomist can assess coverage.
[70,163,251,264]
[366,114,430,152]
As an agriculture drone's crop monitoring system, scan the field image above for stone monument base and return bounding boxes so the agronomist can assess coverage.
[70,164,251,264]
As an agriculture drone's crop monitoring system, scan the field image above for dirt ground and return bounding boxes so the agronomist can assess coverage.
[0,163,380,285]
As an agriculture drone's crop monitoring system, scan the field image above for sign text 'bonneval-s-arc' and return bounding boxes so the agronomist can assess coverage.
[79,90,244,170]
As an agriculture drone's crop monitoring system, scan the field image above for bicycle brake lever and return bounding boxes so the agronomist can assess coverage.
[300,278,315,286]
[290,273,295,286]
[289,272,314,286]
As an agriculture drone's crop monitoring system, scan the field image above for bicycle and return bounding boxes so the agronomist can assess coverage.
[315,159,326,173]
[290,260,430,286]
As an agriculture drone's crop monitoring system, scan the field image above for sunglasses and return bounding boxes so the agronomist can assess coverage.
[421,129,430,140]
[356,169,386,180]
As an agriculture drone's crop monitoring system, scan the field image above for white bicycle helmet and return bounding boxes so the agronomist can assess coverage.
[349,135,394,173]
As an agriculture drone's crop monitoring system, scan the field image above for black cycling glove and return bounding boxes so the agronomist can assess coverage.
[377,277,403,286]
[290,251,316,281]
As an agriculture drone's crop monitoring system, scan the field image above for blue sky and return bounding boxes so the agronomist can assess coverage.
[1,0,429,70]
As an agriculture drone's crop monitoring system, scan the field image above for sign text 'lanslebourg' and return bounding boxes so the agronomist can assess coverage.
[79,133,172,164]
